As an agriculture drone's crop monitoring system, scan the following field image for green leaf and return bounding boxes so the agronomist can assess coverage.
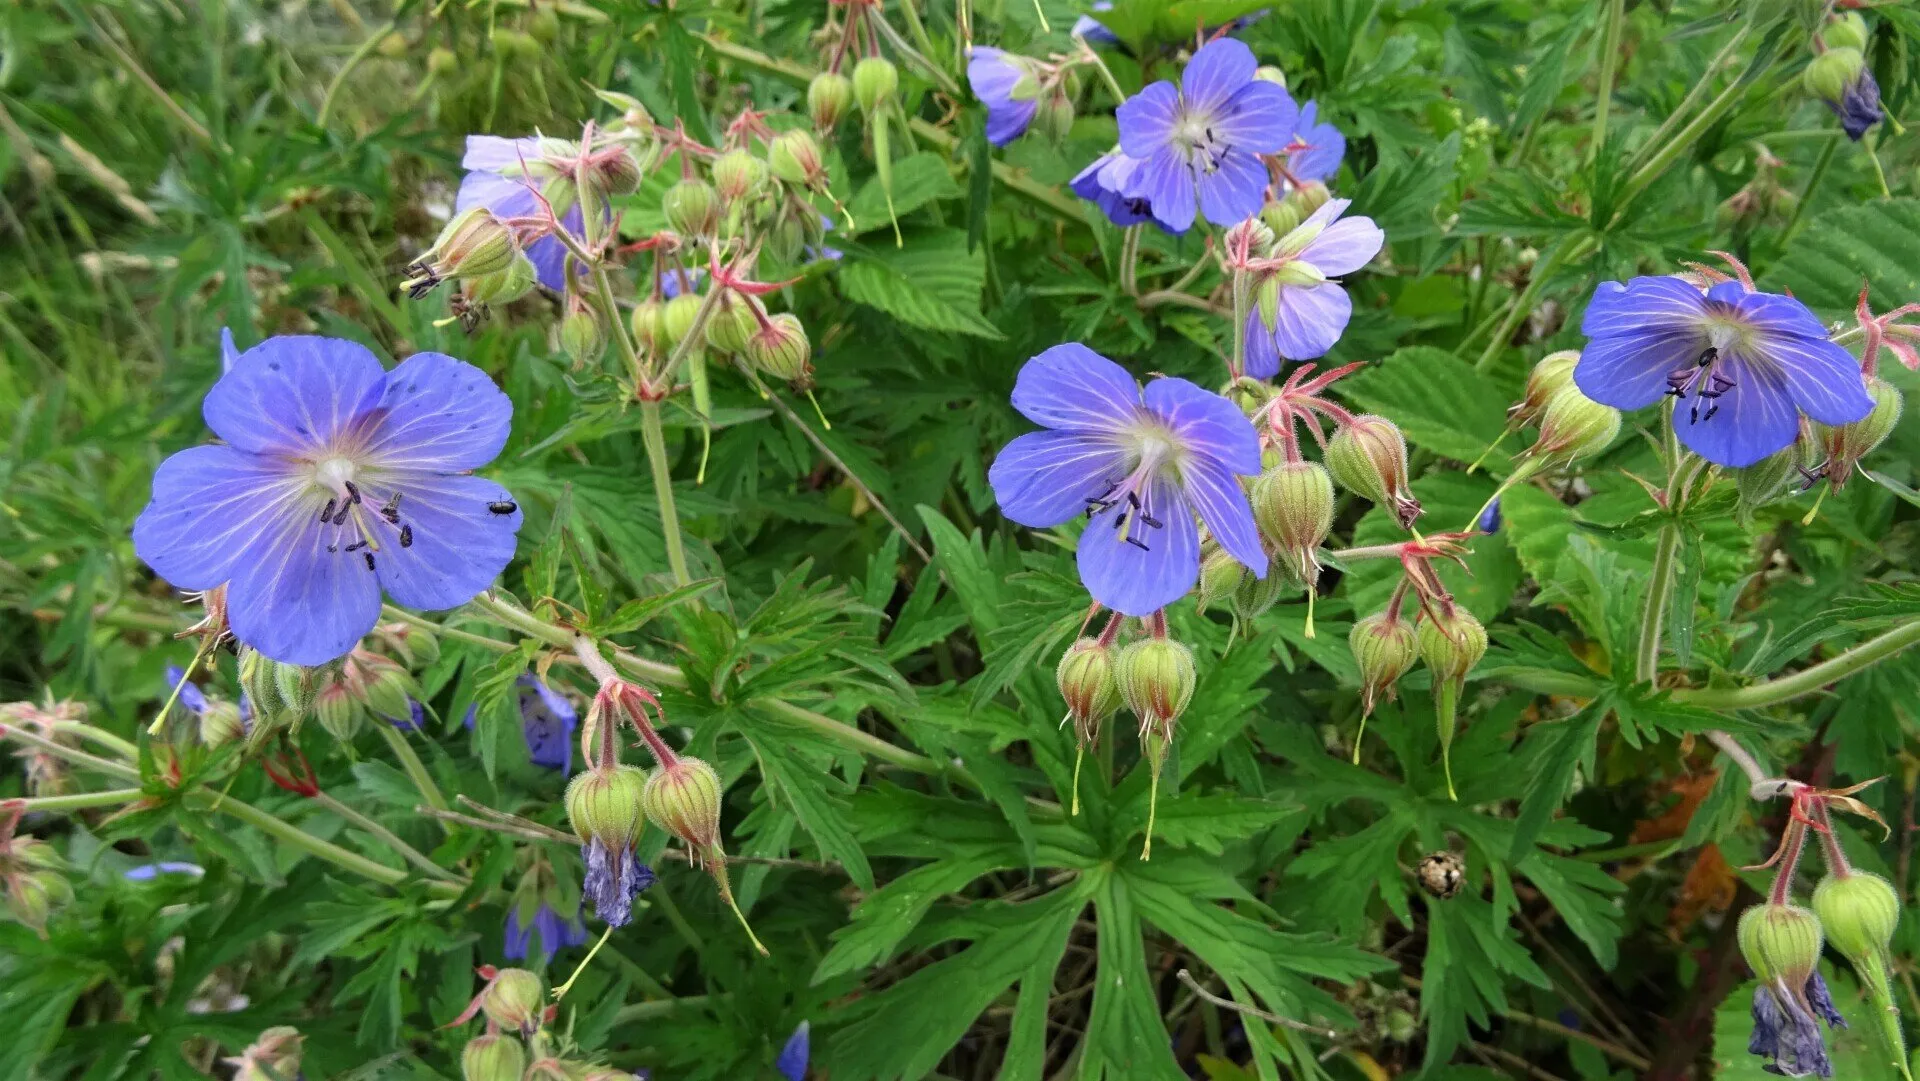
[1757,198,1920,317]
[812,844,1017,984]
[849,153,961,232]
[840,229,1004,338]
[1115,790,1299,856]
[743,732,876,891]
[1081,872,1186,1080]
[587,577,723,637]
[1337,347,1511,466]
[915,504,1003,638]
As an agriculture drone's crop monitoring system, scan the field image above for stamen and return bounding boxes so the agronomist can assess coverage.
[319,498,337,523]
[379,493,402,525]
[344,540,367,552]
[344,480,362,505]
[331,503,353,525]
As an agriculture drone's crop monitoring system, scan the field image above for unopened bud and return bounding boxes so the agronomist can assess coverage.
[1823,12,1869,52]
[744,312,812,383]
[240,648,315,732]
[853,56,900,115]
[1115,637,1196,735]
[1510,350,1579,428]
[465,254,537,306]
[358,655,416,724]
[463,1033,529,1081]
[1526,385,1619,462]
[1417,607,1487,685]
[1251,460,1335,580]
[1804,47,1864,104]
[5,868,71,936]
[1326,415,1421,529]
[1260,199,1302,238]
[705,292,764,354]
[1350,612,1418,713]
[480,968,543,1034]
[229,1027,304,1081]
[663,178,720,238]
[1283,180,1330,218]
[200,699,246,748]
[1195,544,1247,613]
[1056,638,1121,737]
[1737,440,1811,518]
[1814,376,1901,488]
[595,89,655,135]
[1738,902,1824,985]
[809,71,856,130]
[711,148,768,204]
[561,308,604,366]
[413,207,520,288]
[662,293,703,348]
[591,146,644,197]
[1232,563,1291,621]
[643,756,725,856]
[1812,872,1899,962]
[631,297,667,353]
[564,764,648,852]
[1033,90,1076,141]
[769,130,827,188]
[313,677,364,742]
[428,47,458,78]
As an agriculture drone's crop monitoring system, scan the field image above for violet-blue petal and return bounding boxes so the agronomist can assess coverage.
[1750,983,1786,1059]
[1072,1,1117,44]
[463,135,542,172]
[1214,79,1296,153]
[124,861,205,881]
[1116,82,1181,160]
[1572,329,1702,411]
[1009,343,1143,432]
[1301,216,1385,277]
[1243,309,1282,379]
[1179,38,1258,117]
[133,445,307,591]
[371,472,521,611]
[1672,351,1800,467]
[363,352,515,472]
[1194,147,1269,227]
[1478,497,1502,534]
[776,1021,811,1081]
[989,430,1130,527]
[1805,972,1847,1030]
[1832,69,1883,140]
[1289,103,1345,182]
[166,663,209,717]
[1128,148,1198,233]
[1076,474,1199,615]
[1745,332,1872,427]
[1580,277,1706,339]
[226,505,384,665]
[502,906,534,961]
[1182,456,1267,577]
[1269,282,1352,360]
[203,337,386,456]
[219,327,242,373]
[516,674,577,771]
[1142,376,1262,476]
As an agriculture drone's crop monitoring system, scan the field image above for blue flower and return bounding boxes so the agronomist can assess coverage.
[1114,38,1294,231]
[132,336,523,666]
[463,674,577,770]
[1749,972,1846,1078]
[383,699,427,732]
[504,898,589,965]
[1070,150,1164,230]
[967,48,1041,147]
[1071,2,1118,45]
[456,136,589,291]
[659,267,706,299]
[776,1020,810,1081]
[582,840,657,928]
[124,861,206,881]
[1575,277,1873,467]
[1826,67,1884,142]
[1477,496,1502,535]
[1242,198,1385,378]
[988,344,1268,615]
[1286,101,1345,183]
[165,663,208,718]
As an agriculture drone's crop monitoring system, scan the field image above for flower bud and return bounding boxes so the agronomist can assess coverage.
[11,836,65,872]
[1509,350,1579,428]
[358,654,417,724]
[1804,47,1864,104]
[744,312,812,384]
[480,968,544,1034]
[1417,607,1488,684]
[313,676,364,743]
[809,71,856,130]
[463,1033,529,1081]
[1326,415,1422,530]
[1032,90,1076,141]
[428,47,458,78]
[662,293,703,348]
[1812,872,1899,962]
[5,868,71,936]
[711,148,768,205]
[1115,637,1196,736]
[591,146,644,197]
[1283,180,1330,219]
[1736,441,1810,519]
[1814,376,1901,489]
[1254,65,1287,87]
[200,698,246,748]
[411,207,521,289]
[643,756,725,856]
[663,177,719,238]
[561,307,604,366]
[1525,385,1619,462]
[1259,198,1302,238]
[595,89,655,135]
[1823,12,1869,51]
[1231,562,1291,622]
[630,297,667,353]
[1350,612,1418,714]
[228,1027,304,1081]
[853,56,900,115]
[240,648,314,731]
[703,292,764,354]
[465,254,538,306]
[769,130,827,189]
[564,764,648,852]
[1738,903,1824,986]
[1251,460,1334,580]
[1195,544,1247,613]
[1056,637,1121,737]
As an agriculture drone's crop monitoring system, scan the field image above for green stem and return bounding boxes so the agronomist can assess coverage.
[1636,524,1680,684]
[311,790,466,884]
[1619,73,1764,211]
[892,0,950,96]
[1779,133,1839,245]
[376,724,448,812]
[51,721,138,760]
[1229,265,1249,377]
[1672,619,1920,711]
[1473,237,1586,372]
[1119,226,1141,297]
[867,9,960,99]
[590,264,648,387]
[10,788,144,813]
[317,19,400,129]
[1866,133,1893,199]
[639,399,694,587]
[1589,0,1625,162]
[1628,24,1749,174]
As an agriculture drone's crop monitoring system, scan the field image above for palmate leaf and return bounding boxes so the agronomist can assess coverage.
[1756,198,1920,317]
[840,229,1004,338]
[1336,347,1511,467]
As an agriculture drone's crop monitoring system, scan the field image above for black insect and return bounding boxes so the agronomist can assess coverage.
[488,500,518,515]
[364,552,377,571]
[399,524,413,548]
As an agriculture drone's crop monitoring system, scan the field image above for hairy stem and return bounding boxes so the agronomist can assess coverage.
[1636,524,1680,683]
[1673,619,1920,710]
[375,723,448,812]
[1589,0,1625,162]
[311,789,466,885]
[10,788,145,813]
[639,398,695,587]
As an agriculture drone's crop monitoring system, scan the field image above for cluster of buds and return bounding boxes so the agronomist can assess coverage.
[310,646,424,742]
[223,1026,305,1081]
[1,698,85,795]
[1466,350,1618,532]
[1258,181,1332,245]
[405,206,538,311]
[238,646,318,744]
[0,801,71,937]
[1719,145,1797,233]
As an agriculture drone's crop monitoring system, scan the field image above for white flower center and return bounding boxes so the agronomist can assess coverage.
[313,455,359,495]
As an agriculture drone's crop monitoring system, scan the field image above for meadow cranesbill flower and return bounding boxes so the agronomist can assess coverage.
[1071,1,1118,44]
[1243,198,1385,377]
[1070,150,1162,229]
[967,48,1041,146]
[504,894,589,965]
[456,136,591,291]
[461,674,578,770]
[1285,101,1345,183]
[1115,38,1294,231]
[132,336,524,667]
[1574,277,1873,467]
[776,1020,810,1081]
[988,343,1268,615]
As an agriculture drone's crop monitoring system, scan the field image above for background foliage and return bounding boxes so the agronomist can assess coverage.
[4,0,1920,1079]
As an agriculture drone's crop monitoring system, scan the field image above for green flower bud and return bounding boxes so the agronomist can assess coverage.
[238,647,288,725]
[853,56,900,115]
[663,178,719,238]
[744,312,812,384]
[1254,65,1287,87]
[1260,199,1302,239]
[1251,460,1334,581]
[527,3,559,43]
[1525,385,1619,462]
[644,756,725,855]
[561,308,604,366]
[1804,47,1864,104]
[769,129,827,188]
[1812,872,1899,962]
[564,764,648,852]
[1823,12,1870,52]
[463,1033,529,1081]
[412,207,521,288]
[1350,612,1418,714]
[1032,90,1076,141]
[1509,350,1580,428]
[1232,562,1292,621]
[592,146,644,197]
[631,298,667,353]
[538,173,579,221]
[199,698,246,749]
[711,148,768,204]
[704,292,764,355]
[480,968,544,1034]
[313,678,364,742]
[1116,637,1196,735]
[427,47,458,78]
[808,71,856,130]
[1283,180,1331,219]
[1417,607,1488,684]
[1326,415,1422,529]
[1195,543,1248,614]
[1814,376,1901,489]
[1269,261,1329,288]
[1738,902,1824,985]
[490,27,540,60]
[6,867,71,936]
[662,293,703,348]
[1737,438,1814,519]
[1056,637,1121,737]
[465,254,537,306]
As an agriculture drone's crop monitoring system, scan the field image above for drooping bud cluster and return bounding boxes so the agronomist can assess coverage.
[1115,631,1196,860]
[463,1032,529,1081]
[1812,376,1902,491]
[406,207,535,303]
[0,803,71,937]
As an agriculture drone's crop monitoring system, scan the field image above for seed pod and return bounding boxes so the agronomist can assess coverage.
[1195,543,1248,614]
[1350,612,1417,714]
[1812,872,1899,962]
[1525,385,1620,463]
[463,1033,529,1081]
[1509,350,1580,429]
[1231,562,1292,622]
[744,312,812,384]
[662,177,719,238]
[1738,903,1824,986]
[1823,12,1869,51]
[480,968,544,1034]
[853,56,900,115]
[1032,89,1076,141]
[414,207,521,285]
[199,699,246,749]
[711,148,768,204]
[1251,460,1334,581]
[769,129,827,189]
[643,756,725,857]
[564,765,648,852]
[1056,637,1121,739]
[312,677,364,743]
[630,297,667,353]
[591,146,644,197]
[1115,637,1196,738]
[704,292,764,355]
[561,307,604,366]
[1813,376,1901,489]
[465,254,538,306]
[808,71,856,130]
[1326,415,1421,529]
[1419,606,1486,800]
[661,293,703,348]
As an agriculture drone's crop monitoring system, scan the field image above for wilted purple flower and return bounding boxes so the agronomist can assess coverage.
[383,699,427,732]
[1115,38,1294,231]
[504,898,590,965]
[988,343,1267,615]
[1070,150,1163,229]
[1243,198,1385,378]
[1575,277,1872,467]
[582,839,657,928]
[1828,68,1884,141]
[456,136,589,291]
[132,336,523,666]
[776,1021,810,1081]
[124,862,206,881]
[1749,973,1845,1078]
[968,48,1040,147]
[1285,101,1345,183]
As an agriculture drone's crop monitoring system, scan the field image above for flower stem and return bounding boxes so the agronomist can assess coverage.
[1628,23,1749,174]
[639,398,695,588]
[1779,133,1840,244]
[376,723,448,812]
[10,787,144,813]
[1588,0,1625,163]
[311,789,466,885]
[1673,619,1920,711]
[1635,524,1680,684]
[1119,226,1141,298]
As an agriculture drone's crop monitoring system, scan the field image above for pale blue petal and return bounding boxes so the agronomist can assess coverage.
[1195,147,1269,226]
[1743,333,1873,427]
[1243,309,1281,379]
[226,499,383,665]
[1573,329,1703,411]
[219,328,241,373]
[1300,215,1384,276]
[1180,38,1257,118]
[1214,80,1295,154]
[1735,290,1843,347]
[1142,376,1262,475]
[133,445,308,592]
[1077,475,1199,615]
[463,135,544,171]
[363,352,514,472]
[1581,277,1707,338]
[777,1021,811,1081]
[1269,281,1352,360]
[1009,343,1143,432]
[1116,82,1180,159]
[1182,456,1266,577]
[203,336,386,456]
[1673,352,1800,467]
[373,472,522,611]
[990,430,1130,527]
[1129,148,1197,233]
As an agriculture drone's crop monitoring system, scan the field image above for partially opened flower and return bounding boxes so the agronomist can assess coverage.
[1070,150,1164,230]
[461,674,579,771]
[456,136,591,291]
[132,336,524,666]
[967,48,1041,146]
[1243,198,1385,378]
[1115,38,1294,231]
[988,343,1268,615]
[1285,101,1345,183]
[504,894,589,966]
[1071,1,1119,45]
[776,1020,810,1081]
[1575,277,1872,466]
